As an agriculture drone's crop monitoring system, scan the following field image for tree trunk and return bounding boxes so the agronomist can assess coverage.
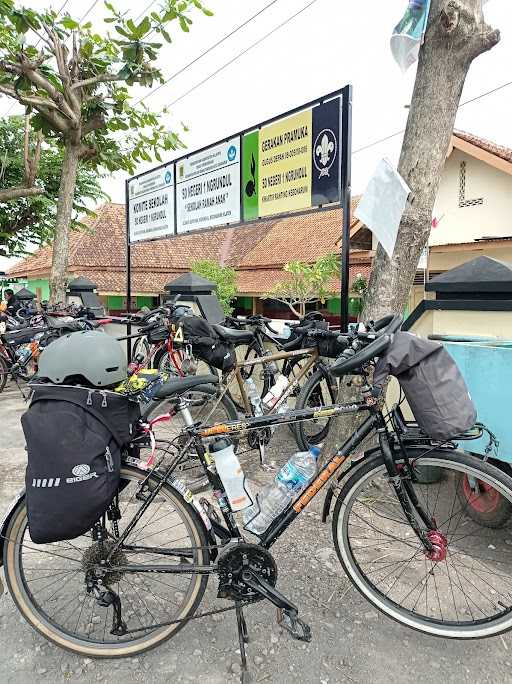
[364,0,499,321]
[318,0,499,467]
[49,142,80,304]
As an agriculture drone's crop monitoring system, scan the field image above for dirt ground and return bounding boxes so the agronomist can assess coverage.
[1,382,512,684]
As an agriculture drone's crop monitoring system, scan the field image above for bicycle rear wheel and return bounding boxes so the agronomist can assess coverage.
[3,466,209,657]
[333,448,512,638]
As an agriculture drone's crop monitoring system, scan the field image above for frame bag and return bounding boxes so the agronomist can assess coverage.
[374,332,477,441]
[22,385,140,544]
[175,315,236,372]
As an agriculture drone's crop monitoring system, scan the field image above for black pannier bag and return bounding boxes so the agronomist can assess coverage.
[373,332,477,441]
[174,315,236,372]
[22,385,140,544]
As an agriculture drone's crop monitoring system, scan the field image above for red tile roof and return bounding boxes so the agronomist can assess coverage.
[454,130,512,165]
[8,201,369,296]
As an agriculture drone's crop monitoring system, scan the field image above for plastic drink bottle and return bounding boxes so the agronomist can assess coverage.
[262,373,288,409]
[210,438,253,511]
[245,377,264,416]
[244,446,320,534]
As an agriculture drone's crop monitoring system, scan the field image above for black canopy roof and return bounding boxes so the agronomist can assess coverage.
[164,272,217,294]
[15,287,36,300]
[426,256,512,294]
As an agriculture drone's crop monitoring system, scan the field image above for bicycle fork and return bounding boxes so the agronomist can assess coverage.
[378,427,443,560]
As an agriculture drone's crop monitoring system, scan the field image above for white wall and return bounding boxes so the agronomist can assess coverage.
[431,149,512,246]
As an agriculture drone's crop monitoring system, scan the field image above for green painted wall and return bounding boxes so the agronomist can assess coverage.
[137,296,155,308]
[107,295,124,310]
[27,279,50,300]
[327,298,340,314]
[327,297,362,316]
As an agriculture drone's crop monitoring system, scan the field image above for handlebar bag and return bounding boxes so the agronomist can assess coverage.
[146,324,169,344]
[175,315,236,372]
[373,332,476,441]
[22,385,140,544]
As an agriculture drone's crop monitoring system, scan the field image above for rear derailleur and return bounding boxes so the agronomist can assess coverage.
[85,571,127,637]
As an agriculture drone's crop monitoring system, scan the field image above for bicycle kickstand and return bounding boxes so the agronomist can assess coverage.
[235,601,251,683]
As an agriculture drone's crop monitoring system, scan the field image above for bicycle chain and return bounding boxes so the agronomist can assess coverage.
[121,600,250,635]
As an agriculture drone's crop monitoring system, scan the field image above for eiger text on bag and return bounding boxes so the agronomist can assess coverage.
[374,332,477,441]
[22,385,140,544]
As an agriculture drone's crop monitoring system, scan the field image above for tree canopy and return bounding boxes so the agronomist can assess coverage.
[264,253,339,318]
[0,115,105,256]
[0,0,212,301]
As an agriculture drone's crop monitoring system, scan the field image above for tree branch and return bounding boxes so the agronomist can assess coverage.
[71,73,124,91]
[82,113,106,135]
[0,186,44,202]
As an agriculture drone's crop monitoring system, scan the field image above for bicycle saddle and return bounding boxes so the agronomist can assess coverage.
[212,324,255,344]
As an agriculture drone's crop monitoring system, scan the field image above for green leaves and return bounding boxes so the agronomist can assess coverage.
[0,117,105,256]
[61,16,79,30]
[191,260,237,315]
[265,254,339,316]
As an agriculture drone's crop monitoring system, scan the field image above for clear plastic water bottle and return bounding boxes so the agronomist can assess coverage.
[15,346,32,365]
[244,446,321,534]
[245,377,264,416]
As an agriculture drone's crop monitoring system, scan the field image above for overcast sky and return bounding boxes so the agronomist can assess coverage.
[1,0,511,270]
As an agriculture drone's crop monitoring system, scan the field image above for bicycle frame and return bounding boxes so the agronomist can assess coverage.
[105,394,437,574]
[232,346,320,414]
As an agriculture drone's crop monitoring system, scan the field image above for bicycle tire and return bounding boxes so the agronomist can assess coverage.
[0,354,8,393]
[131,336,151,365]
[153,346,216,379]
[229,340,273,411]
[3,466,210,657]
[142,386,239,494]
[294,368,337,450]
[332,448,512,639]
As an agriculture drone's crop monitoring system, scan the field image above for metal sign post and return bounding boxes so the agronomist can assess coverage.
[340,84,353,332]
[125,179,132,360]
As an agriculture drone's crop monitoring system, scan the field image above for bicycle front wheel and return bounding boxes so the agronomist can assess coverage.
[294,369,337,450]
[333,448,512,638]
[0,354,8,393]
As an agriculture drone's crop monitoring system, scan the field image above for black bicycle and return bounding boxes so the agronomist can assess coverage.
[4,315,512,682]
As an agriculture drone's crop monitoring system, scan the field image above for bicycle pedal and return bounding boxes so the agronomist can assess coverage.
[276,608,312,642]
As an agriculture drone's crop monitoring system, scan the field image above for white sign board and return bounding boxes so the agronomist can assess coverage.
[176,137,241,234]
[128,163,175,243]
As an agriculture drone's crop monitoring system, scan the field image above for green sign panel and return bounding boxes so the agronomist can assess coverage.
[242,131,259,221]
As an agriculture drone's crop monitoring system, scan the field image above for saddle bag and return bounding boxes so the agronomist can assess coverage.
[174,315,236,372]
[374,332,477,441]
[22,385,140,544]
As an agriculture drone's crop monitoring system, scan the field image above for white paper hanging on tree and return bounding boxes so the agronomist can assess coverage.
[391,0,431,72]
[355,158,411,260]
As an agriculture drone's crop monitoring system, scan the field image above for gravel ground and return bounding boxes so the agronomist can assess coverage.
[2,383,512,684]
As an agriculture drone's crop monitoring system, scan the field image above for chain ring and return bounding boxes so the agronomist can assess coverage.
[217,542,277,603]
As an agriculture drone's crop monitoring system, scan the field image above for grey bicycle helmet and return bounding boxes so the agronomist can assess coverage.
[37,330,126,387]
